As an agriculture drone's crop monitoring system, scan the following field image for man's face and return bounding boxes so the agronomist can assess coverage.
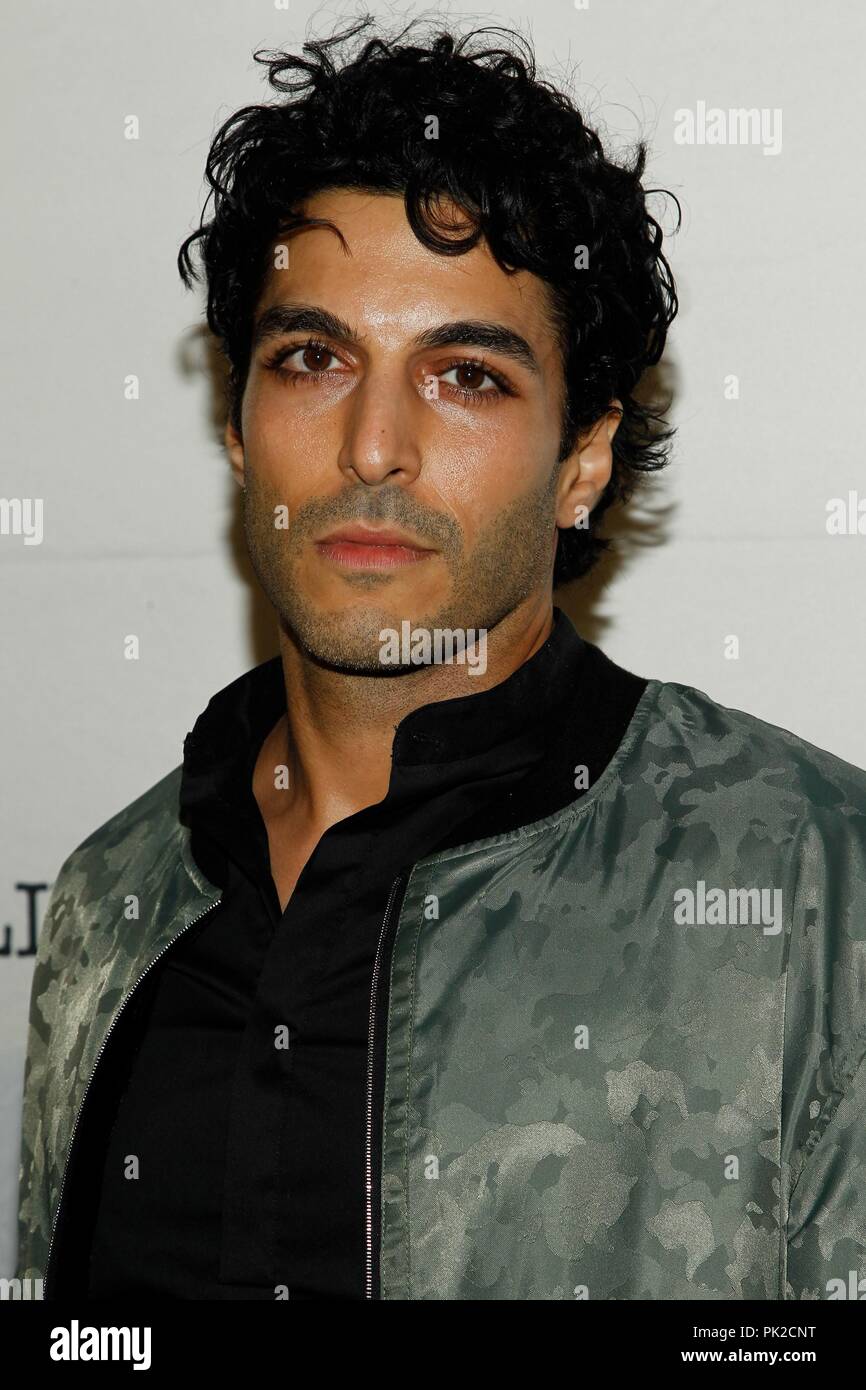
[227,187,612,672]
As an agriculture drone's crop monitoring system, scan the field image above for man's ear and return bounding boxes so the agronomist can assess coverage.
[554,398,623,532]
[225,417,246,488]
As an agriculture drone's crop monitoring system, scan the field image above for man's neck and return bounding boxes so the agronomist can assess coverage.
[252,596,555,843]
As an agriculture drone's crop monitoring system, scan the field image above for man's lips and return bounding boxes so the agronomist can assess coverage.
[313,525,436,571]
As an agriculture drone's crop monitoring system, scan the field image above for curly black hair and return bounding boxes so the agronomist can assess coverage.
[178,14,679,587]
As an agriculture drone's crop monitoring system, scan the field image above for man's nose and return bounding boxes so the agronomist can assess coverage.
[336,369,424,485]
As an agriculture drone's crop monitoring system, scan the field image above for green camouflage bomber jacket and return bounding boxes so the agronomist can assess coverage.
[16,673,866,1299]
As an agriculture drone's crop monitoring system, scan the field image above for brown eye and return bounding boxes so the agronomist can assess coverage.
[454,363,485,391]
[438,359,507,399]
[265,339,344,381]
[301,344,333,372]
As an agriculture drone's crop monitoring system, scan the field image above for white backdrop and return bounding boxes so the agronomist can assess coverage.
[2,0,865,1278]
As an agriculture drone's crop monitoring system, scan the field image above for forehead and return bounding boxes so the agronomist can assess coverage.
[257,187,557,350]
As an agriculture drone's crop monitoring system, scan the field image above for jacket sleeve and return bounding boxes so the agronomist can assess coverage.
[15,763,190,1292]
[15,853,75,1287]
[785,1043,866,1298]
[783,800,866,1300]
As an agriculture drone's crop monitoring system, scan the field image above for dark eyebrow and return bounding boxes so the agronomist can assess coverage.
[252,303,355,350]
[413,320,540,374]
[251,303,541,375]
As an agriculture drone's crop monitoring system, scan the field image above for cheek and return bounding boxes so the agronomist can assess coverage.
[243,396,338,496]
[423,413,552,518]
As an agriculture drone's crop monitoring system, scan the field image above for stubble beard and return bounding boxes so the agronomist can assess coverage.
[242,463,561,675]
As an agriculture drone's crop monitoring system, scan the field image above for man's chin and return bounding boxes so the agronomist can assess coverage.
[278,603,434,677]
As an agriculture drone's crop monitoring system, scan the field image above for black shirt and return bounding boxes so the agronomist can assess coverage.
[84,608,647,1299]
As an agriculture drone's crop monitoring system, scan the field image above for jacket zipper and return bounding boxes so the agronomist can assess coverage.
[364,871,407,1300]
[42,896,222,1298]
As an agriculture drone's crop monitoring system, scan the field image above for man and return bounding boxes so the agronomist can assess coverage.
[17,19,866,1301]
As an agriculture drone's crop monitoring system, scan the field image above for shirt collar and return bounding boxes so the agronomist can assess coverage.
[392,606,584,764]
